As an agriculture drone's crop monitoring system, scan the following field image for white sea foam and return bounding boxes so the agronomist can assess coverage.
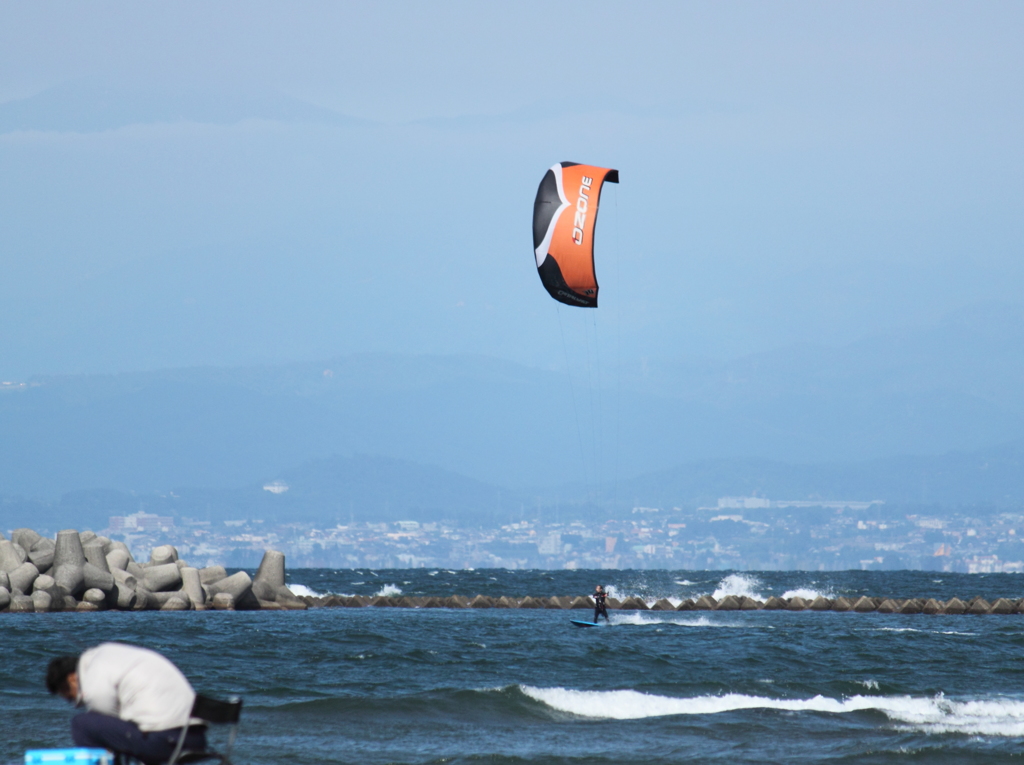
[604,585,625,601]
[519,687,1024,735]
[675,580,694,586]
[860,680,880,690]
[610,612,668,626]
[869,627,922,633]
[375,584,402,597]
[287,584,323,597]
[712,573,765,601]
[610,613,745,629]
[780,586,834,601]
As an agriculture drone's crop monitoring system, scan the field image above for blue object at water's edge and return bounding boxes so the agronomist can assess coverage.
[23,750,113,765]
[6,568,1024,764]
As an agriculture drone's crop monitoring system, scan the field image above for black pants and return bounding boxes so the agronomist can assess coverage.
[594,604,609,622]
[72,711,207,765]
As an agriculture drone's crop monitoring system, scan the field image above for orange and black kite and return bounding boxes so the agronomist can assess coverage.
[532,162,619,308]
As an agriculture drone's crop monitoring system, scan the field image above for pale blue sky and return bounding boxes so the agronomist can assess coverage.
[1,2,1022,378]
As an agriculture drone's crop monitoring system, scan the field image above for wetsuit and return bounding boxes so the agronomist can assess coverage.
[593,591,609,623]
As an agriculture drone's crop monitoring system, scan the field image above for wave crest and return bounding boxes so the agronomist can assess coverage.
[287,584,323,597]
[519,687,1024,735]
[711,573,764,601]
[781,586,834,600]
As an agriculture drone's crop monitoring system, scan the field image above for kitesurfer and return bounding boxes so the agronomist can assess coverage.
[593,585,609,623]
[46,643,207,764]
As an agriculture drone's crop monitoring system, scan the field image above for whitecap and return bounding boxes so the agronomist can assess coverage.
[609,613,747,629]
[287,584,323,597]
[712,573,765,601]
[781,586,834,601]
[604,585,626,601]
[519,687,1024,735]
[869,627,922,633]
[609,612,668,626]
[374,583,402,597]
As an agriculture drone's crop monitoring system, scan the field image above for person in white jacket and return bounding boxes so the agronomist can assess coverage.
[47,643,207,764]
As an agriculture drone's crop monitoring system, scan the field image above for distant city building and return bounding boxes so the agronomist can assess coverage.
[718,497,771,509]
[717,496,883,510]
[108,511,174,533]
[538,532,561,556]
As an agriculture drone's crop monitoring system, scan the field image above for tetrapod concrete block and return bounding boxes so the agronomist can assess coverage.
[149,545,178,566]
[83,563,115,593]
[82,542,111,573]
[52,564,85,597]
[199,566,227,585]
[31,590,53,612]
[54,531,86,569]
[9,562,40,595]
[106,549,130,571]
[82,588,107,609]
[180,567,205,608]
[254,551,286,587]
[0,540,27,573]
[11,528,41,551]
[29,539,55,573]
[143,563,182,592]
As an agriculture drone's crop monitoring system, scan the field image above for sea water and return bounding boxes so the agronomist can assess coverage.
[5,569,1024,764]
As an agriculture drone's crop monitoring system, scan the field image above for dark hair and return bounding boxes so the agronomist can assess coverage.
[46,656,79,695]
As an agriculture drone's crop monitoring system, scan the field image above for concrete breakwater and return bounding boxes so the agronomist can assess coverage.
[299,593,1024,615]
[0,528,305,612]
[3,528,1021,616]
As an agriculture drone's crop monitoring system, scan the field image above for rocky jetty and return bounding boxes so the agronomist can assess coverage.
[4,529,1023,616]
[0,528,304,613]
[291,593,1024,615]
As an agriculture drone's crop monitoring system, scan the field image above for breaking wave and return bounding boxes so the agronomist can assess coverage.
[604,584,625,601]
[519,687,1024,735]
[781,586,834,601]
[712,573,765,601]
[375,583,403,597]
[609,613,755,629]
[287,584,323,598]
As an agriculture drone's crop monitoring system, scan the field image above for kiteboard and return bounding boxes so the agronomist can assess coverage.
[570,619,601,628]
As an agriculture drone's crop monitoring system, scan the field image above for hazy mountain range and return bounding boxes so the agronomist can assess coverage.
[1,303,1022,527]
